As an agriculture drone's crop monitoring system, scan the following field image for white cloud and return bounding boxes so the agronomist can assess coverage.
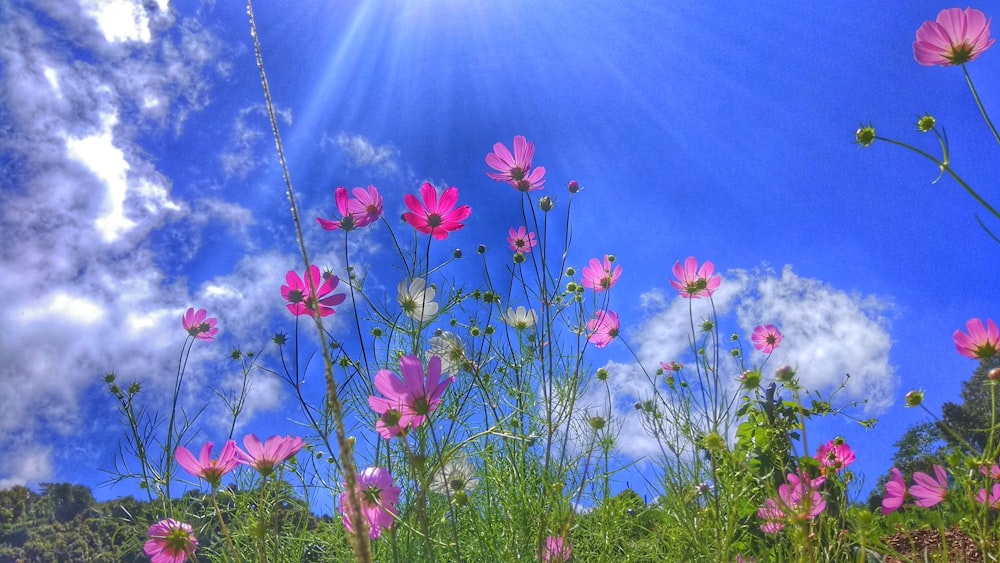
[220,105,292,179]
[328,133,400,176]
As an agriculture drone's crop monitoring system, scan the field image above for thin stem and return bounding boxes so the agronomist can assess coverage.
[211,489,241,563]
[962,64,1000,146]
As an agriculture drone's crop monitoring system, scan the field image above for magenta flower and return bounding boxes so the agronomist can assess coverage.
[182,308,218,342]
[882,467,907,514]
[175,440,239,489]
[317,186,360,231]
[757,498,786,535]
[587,310,620,348]
[539,536,572,563]
[144,518,198,563]
[369,355,454,433]
[815,439,855,475]
[236,434,304,477]
[981,464,1000,480]
[340,466,401,539]
[581,255,622,292]
[403,182,472,240]
[670,256,721,299]
[751,324,782,354]
[281,265,347,318]
[976,483,1000,508]
[914,8,995,67]
[348,185,384,226]
[485,135,546,192]
[759,471,826,534]
[953,318,1000,360]
[507,226,538,254]
[910,465,949,508]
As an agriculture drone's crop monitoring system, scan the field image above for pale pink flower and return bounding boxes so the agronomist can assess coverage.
[340,466,401,539]
[670,256,721,299]
[751,324,782,354]
[348,185,384,226]
[815,439,856,475]
[507,226,538,254]
[581,256,622,292]
[910,465,949,508]
[539,535,572,563]
[914,8,995,66]
[403,182,472,240]
[882,467,907,514]
[953,318,1000,360]
[175,440,239,488]
[236,434,304,477]
[757,498,785,535]
[976,483,1000,508]
[369,355,454,433]
[182,308,218,342]
[485,135,546,192]
[759,472,825,534]
[981,464,1000,480]
[281,265,347,318]
[144,518,198,563]
[587,310,620,348]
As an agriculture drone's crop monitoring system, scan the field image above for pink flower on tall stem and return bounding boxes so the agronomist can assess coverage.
[348,185,384,226]
[910,465,949,508]
[317,187,359,231]
[815,439,855,475]
[507,226,537,254]
[758,471,826,533]
[914,8,995,67]
[669,256,721,299]
[281,265,347,318]
[751,324,782,354]
[881,467,907,514]
[182,308,218,342]
[587,310,620,348]
[581,255,622,292]
[144,518,198,563]
[403,182,472,240]
[236,434,304,477]
[539,535,572,563]
[953,318,999,360]
[485,135,546,192]
[369,355,454,433]
[340,466,401,539]
[175,440,239,489]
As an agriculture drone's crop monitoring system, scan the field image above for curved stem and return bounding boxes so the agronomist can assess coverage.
[962,64,1000,147]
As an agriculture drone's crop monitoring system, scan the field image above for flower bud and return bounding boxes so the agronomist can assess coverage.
[477,244,487,254]
[596,368,609,381]
[740,369,761,389]
[989,367,1000,382]
[904,389,924,407]
[539,196,554,212]
[589,416,606,431]
[453,248,463,259]
[513,252,526,264]
[775,365,796,383]
[567,180,580,193]
[917,114,936,133]
[855,124,876,147]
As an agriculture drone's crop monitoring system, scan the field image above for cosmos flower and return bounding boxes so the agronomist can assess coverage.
[429,457,479,496]
[503,306,538,330]
[815,439,856,475]
[953,318,999,360]
[910,465,949,508]
[976,483,1000,508]
[281,265,347,318]
[914,7,995,66]
[881,467,907,514]
[581,255,622,292]
[397,278,439,321]
[403,182,472,240]
[236,434,304,477]
[539,536,572,563]
[485,135,546,192]
[340,467,401,540]
[587,310,620,348]
[759,472,826,533]
[751,324,783,354]
[348,185,384,226]
[757,498,786,535]
[144,519,198,563]
[182,307,218,342]
[669,256,721,299]
[428,331,467,375]
[369,355,454,432]
[175,440,239,489]
[507,226,538,254]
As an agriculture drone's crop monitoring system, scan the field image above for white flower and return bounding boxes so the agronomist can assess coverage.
[503,306,537,330]
[398,278,439,321]
[429,457,479,496]
[429,332,467,375]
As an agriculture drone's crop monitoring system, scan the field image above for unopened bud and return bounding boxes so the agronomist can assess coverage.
[905,389,924,407]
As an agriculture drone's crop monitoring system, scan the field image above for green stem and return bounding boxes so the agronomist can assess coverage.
[211,489,241,563]
[962,64,1000,147]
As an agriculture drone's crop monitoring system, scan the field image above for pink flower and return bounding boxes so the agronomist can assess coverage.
[757,498,785,535]
[976,483,1000,508]
[910,465,949,508]
[759,472,826,534]
[340,466,401,539]
[981,464,1000,480]
[815,439,856,475]
[485,135,546,192]
[182,308,218,342]
[953,318,1000,360]
[144,518,198,563]
[587,310,620,348]
[882,467,907,514]
[403,182,472,240]
[281,265,347,318]
[581,256,622,292]
[539,536,572,563]
[369,355,454,434]
[236,434,304,477]
[348,185,384,226]
[914,8,995,67]
[669,256,721,299]
[751,324,782,354]
[507,226,538,254]
[317,187,359,231]
[175,440,239,488]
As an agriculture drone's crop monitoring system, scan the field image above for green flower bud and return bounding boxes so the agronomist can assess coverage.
[917,114,936,133]
[905,389,924,407]
[855,124,876,147]
[539,196,554,212]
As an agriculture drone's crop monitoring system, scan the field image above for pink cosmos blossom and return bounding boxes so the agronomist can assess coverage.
[981,464,1000,480]
[910,465,949,508]
[340,466,401,539]
[953,318,1000,360]
[485,135,546,192]
[759,472,826,534]
[670,256,721,299]
[757,498,786,535]
[914,8,995,67]
[144,518,198,563]
[281,265,347,318]
[581,256,622,292]
[976,483,1000,508]
[507,226,538,254]
[660,361,683,372]
[751,324,782,354]
[815,439,856,475]
[882,467,907,514]
[317,185,383,231]
[587,310,620,348]
[539,536,572,563]
[317,187,359,231]
[369,355,454,434]
[182,308,218,342]
[175,440,239,488]
[403,182,472,240]
[236,434,304,477]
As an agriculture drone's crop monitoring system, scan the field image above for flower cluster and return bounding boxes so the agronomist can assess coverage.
[182,307,219,341]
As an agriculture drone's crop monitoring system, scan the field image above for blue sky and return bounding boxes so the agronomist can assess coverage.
[1,0,998,507]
